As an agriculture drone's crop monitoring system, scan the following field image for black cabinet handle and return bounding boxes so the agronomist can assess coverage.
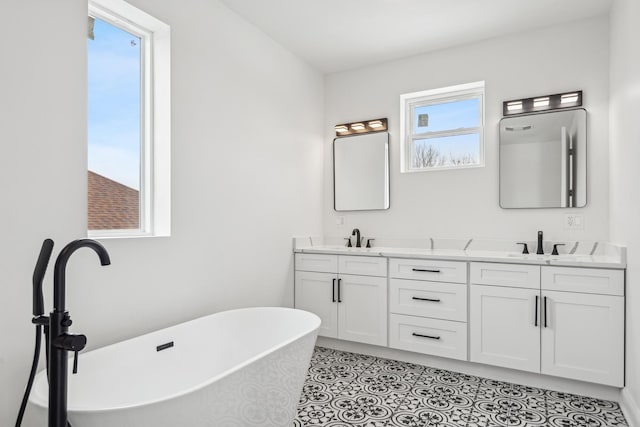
[332,278,336,303]
[412,297,441,302]
[337,278,342,303]
[544,296,548,328]
[534,295,539,327]
[412,333,440,340]
[412,268,441,273]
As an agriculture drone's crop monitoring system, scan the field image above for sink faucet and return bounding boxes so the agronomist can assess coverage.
[49,239,110,427]
[536,230,544,255]
[352,228,361,248]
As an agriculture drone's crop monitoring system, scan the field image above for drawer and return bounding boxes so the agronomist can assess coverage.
[389,314,467,361]
[541,267,624,296]
[339,255,387,277]
[389,258,467,283]
[295,253,338,273]
[470,262,540,289]
[390,279,467,322]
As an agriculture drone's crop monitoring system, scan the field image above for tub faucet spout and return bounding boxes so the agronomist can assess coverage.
[49,239,110,427]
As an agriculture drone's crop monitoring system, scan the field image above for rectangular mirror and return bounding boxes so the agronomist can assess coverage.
[334,132,389,211]
[500,109,587,208]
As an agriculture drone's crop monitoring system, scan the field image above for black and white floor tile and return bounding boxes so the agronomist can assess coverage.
[293,347,628,427]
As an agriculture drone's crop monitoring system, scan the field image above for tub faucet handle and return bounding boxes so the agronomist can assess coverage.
[53,332,86,374]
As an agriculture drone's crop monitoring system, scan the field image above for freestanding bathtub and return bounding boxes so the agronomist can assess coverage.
[29,307,320,427]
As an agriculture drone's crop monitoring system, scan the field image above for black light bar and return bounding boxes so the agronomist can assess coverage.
[334,118,388,136]
[502,91,582,116]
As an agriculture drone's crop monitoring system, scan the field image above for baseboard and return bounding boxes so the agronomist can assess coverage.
[317,337,623,402]
[622,388,640,427]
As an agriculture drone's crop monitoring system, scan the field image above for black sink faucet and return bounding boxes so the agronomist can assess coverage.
[49,239,110,427]
[536,231,544,255]
[352,228,361,248]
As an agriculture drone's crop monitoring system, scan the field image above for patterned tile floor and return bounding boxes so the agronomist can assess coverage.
[293,347,628,427]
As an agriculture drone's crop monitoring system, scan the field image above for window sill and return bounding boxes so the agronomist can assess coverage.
[88,230,170,240]
[401,163,485,174]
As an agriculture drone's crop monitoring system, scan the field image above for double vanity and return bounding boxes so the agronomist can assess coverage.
[293,237,626,388]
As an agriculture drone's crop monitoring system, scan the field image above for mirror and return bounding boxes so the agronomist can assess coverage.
[334,132,389,211]
[500,109,587,208]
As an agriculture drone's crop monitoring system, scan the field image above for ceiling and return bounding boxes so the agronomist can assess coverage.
[220,0,612,73]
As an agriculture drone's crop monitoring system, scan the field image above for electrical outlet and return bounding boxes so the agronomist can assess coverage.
[564,214,584,230]
[335,216,345,226]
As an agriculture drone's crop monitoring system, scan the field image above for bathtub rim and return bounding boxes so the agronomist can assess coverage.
[29,306,320,414]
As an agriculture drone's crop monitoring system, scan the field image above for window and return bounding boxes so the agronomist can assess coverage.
[400,81,484,172]
[88,0,171,238]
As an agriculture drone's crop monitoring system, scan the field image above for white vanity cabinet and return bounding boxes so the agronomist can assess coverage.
[470,262,625,387]
[388,258,468,361]
[294,253,387,346]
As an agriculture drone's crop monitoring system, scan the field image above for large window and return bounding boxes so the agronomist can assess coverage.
[87,0,171,237]
[400,81,485,172]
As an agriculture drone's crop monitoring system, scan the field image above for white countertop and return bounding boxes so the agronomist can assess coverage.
[293,237,626,269]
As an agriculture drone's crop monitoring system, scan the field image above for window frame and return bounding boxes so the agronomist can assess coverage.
[87,0,171,238]
[400,81,485,173]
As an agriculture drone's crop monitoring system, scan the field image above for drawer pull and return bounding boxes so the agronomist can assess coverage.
[412,297,441,302]
[412,268,441,273]
[412,332,441,340]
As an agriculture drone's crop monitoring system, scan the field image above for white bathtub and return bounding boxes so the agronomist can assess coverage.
[29,307,320,426]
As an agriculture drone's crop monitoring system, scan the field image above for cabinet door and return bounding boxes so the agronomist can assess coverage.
[294,271,338,338]
[541,291,624,387]
[470,285,540,372]
[337,274,387,346]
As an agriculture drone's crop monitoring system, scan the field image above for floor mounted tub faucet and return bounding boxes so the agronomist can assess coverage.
[49,239,110,427]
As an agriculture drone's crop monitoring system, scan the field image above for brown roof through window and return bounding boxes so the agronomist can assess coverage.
[88,171,139,230]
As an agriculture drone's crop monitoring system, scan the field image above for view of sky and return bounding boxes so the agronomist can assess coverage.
[88,18,141,190]
[413,98,481,165]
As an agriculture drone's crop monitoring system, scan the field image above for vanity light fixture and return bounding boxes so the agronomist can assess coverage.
[334,118,388,136]
[503,90,582,116]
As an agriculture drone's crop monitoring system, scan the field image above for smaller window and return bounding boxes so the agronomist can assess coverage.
[400,81,485,172]
[87,0,171,238]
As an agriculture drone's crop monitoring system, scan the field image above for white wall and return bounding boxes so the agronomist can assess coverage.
[324,17,609,243]
[0,0,323,424]
[609,0,640,420]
